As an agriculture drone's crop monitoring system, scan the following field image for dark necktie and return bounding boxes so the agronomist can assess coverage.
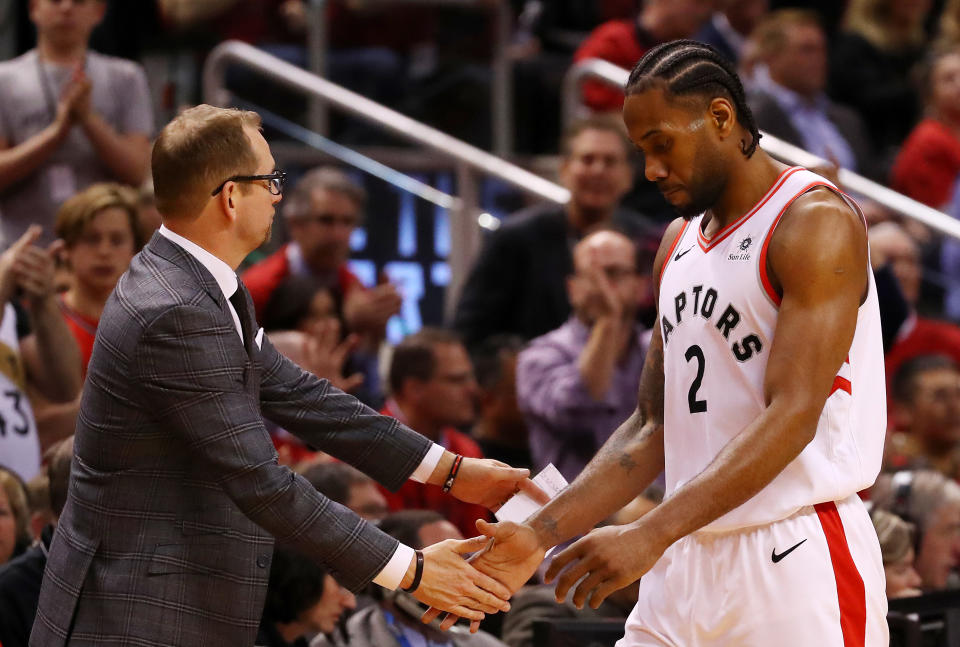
[228,283,253,352]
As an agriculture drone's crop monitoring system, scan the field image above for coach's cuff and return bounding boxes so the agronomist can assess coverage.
[373,542,415,590]
[409,443,444,483]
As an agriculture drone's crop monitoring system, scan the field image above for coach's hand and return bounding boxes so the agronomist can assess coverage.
[545,521,666,610]
[438,456,548,511]
[407,536,512,623]
[423,519,546,631]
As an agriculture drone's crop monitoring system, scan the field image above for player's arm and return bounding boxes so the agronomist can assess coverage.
[523,217,684,548]
[546,190,868,608]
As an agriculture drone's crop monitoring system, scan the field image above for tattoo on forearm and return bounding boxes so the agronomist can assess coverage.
[536,515,561,542]
[619,453,638,473]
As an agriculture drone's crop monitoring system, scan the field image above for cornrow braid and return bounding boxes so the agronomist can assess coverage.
[625,39,761,158]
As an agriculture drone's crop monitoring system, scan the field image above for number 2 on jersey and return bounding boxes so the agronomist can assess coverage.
[685,345,708,413]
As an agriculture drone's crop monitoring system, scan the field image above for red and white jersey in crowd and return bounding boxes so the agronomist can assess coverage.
[657,167,886,532]
[0,302,39,481]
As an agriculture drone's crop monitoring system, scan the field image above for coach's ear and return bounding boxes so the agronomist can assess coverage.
[217,181,240,224]
[708,97,736,140]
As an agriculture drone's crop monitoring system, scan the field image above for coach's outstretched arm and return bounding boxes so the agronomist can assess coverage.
[543,190,868,608]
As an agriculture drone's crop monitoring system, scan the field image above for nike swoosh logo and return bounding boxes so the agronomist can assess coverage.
[771,538,807,563]
[674,246,693,262]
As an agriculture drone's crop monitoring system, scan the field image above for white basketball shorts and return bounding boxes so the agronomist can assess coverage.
[617,494,888,646]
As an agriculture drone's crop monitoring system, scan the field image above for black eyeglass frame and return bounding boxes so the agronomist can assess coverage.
[211,170,287,196]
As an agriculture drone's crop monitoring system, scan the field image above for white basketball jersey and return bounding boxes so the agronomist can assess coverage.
[0,303,39,481]
[658,167,886,532]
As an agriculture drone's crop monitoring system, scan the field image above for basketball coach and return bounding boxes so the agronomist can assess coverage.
[29,105,534,647]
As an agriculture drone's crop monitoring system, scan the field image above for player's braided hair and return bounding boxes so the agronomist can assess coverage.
[625,40,761,158]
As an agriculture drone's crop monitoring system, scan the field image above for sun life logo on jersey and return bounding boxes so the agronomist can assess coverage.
[728,235,753,261]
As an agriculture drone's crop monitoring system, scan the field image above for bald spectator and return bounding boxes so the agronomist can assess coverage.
[870,222,960,389]
[454,117,656,347]
[517,230,649,482]
[0,0,153,246]
[380,328,489,538]
[572,0,713,113]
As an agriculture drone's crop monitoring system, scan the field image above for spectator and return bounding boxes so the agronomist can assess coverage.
[0,467,30,565]
[55,182,145,373]
[0,0,153,246]
[314,509,507,647]
[694,0,770,64]
[517,230,648,482]
[891,47,960,209]
[871,470,960,591]
[381,328,489,538]
[887,355,960,479]
[746,10,881,180]
[243,166,401,334]
[470,335,532,472]
[572,0,713,113]
[870,508,923,599]
[870,223,960,386]
[301,461,390,522]
[454,117,654,347]
[0,226,83,479]
[257,547,357,647]
[0,436,72,647]
[828,0,927,160]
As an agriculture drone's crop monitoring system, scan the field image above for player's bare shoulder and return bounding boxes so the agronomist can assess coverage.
[765,186,869,302]
[653,217,688,295]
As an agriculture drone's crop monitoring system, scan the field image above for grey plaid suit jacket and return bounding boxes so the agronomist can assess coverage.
[30,232,432,647]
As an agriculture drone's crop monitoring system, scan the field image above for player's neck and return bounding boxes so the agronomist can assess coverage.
[37,37,87,65]
[706,152,786,231]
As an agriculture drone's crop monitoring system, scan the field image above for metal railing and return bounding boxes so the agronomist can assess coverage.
[203,40,568,316]
[304,0,514,155]
[563,58,960,242]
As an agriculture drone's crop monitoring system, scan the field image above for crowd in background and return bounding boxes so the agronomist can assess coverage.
[5,0,960,645]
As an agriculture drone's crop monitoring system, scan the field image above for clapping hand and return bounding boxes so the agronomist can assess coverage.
[0,226,61,309]
[301,318,364,393]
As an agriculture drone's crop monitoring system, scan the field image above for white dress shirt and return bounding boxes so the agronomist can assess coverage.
[157,226,444,588]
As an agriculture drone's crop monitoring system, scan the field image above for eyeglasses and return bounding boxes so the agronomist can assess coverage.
[211,170,287,197]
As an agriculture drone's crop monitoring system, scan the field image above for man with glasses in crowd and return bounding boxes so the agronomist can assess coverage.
[30,105,541,647]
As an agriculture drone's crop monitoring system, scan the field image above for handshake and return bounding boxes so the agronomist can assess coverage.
[403,457,653,633]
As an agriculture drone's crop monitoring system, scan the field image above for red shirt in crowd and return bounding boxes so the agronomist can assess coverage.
[885,315,960,400]
[891,119,960,208]
[242,243,364,320]
[378,401,490,539]
[59,297,97,377]
[573,19,652,112]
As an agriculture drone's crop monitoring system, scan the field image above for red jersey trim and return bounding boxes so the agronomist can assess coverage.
[815,501,867,647]
[830,376,853,397]
[658,220,691,287]
[697,166,803,252]
[758,181,834,306]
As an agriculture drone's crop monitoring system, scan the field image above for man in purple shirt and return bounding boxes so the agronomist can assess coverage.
[516,230,650,482]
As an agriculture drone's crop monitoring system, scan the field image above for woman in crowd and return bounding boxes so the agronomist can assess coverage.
[871,470,960,592]
[829,0,928,160]
[891,47,960,208]
[0,467,31,565]
[871,508,924,598]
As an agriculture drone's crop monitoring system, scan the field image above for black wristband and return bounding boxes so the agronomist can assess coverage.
[441,454,463,494]
[402,549,424,593]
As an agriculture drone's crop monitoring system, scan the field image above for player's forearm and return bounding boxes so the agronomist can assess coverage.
[81,114,150,186]
[639,398,819,548]
[577,317,623,400]
[527,408,664,549]
[0,123,69,191]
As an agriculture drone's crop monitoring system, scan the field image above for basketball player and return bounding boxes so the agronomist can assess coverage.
[431,40,888,645]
